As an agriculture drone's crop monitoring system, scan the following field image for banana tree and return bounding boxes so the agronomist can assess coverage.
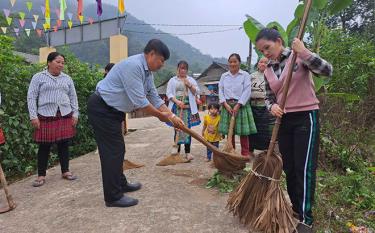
[243,0,354,91]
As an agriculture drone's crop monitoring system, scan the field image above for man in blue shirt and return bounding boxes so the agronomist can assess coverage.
[88,39,183,207]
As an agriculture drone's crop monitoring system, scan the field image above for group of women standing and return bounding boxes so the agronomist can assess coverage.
[166,27,332,230]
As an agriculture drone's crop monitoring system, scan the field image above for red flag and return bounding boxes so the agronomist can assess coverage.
[77,0,83,16]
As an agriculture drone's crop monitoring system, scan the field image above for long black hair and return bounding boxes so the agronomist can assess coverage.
[255,27,285,46]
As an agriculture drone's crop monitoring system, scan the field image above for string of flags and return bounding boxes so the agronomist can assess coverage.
[1,0,126,37]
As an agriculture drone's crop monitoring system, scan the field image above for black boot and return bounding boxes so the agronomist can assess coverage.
[122,182,142,192]
[105,195,138,207]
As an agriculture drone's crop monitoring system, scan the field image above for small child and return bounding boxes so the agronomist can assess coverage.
[202,103,221,162]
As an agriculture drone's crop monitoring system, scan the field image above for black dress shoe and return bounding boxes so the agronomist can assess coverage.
[105,195,138,207]
[122,182,142,192]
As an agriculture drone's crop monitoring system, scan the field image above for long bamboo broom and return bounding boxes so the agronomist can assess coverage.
[227,1,313,232]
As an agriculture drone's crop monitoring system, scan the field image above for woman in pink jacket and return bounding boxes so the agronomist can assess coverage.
[255,27,332,232]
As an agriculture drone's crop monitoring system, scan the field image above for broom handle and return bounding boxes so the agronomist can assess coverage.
[227,115,235,146]
[266,0,313,158]
[0,157,15,209]
[179,124,223,153]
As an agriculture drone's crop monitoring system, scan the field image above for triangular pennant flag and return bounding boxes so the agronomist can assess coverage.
[25,28,31,37]
[6,17,12,26]
[77,0,83,16]
[53,25,58,32]
[10,0,16,7]
[88,17,94,25]
[55,8,60,18]
[45,0,50,18]
[68,20,72,29]
[1,27,7,34]
[96,0,102,16]
[43,23,49,31]
[67,12,73,20]
[59,0,67,20]
[36,29,42,37]
[41,6,45,15]
[33,14,39,22]
[19,19,25,28]
[26,2,33,12]
[14,27,19,36]
[56,19,62,28]
[79,15,84,24]
[118,0,125,14]
[3,9,10,18]
[32,21,37,30]
[45,18,50,26]
[19,12,25,20]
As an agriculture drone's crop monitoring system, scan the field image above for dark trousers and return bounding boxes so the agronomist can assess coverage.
[37,141,70,176]
[278,110,319,226]
[177,143,191,153]
[206,141,219,160]
[87,93,128,202]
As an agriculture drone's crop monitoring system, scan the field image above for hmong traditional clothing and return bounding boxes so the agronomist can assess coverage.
[166,76,201,148]
[218,69,257,156]
[33,111,76,143]
[249,71,275,150]
[218,101,257,136]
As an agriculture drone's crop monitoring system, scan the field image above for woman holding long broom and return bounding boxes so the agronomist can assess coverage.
[166,61,201,161]
[218,53,257,158]
[256,27,333,230]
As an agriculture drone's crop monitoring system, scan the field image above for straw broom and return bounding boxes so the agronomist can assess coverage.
[227,1,313,232]
[0,151,16,214]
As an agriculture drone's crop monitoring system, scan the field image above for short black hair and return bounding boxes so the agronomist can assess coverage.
[177,60,189,70]
[144,39,170,60]
[105,63,115,72]
[208,103,220,110]
[255,27,285,46]
[47,52,65,63]
[228,53,241,63]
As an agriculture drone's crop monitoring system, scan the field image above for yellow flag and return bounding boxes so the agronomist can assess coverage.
[45,0,50,18]
[6,17,12,26]
[43,23,50,31]
[118,0,125,14]
[79,15,84,24]
[68,20,73,29]
[1,27,7,34]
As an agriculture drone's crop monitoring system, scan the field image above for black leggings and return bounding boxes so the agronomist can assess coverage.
[278,110,319,226]
[177,143,191,154]
[37,141,70,176]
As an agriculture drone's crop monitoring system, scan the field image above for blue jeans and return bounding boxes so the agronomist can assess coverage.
[206,141,219,160]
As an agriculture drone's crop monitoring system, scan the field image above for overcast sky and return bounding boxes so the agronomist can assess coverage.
[106,0,298,60]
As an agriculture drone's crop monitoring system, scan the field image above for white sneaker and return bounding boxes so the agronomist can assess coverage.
[185,153,194,161]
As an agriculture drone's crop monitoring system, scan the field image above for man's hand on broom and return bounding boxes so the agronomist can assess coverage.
[271,104,284,118]
[159,112,184,129]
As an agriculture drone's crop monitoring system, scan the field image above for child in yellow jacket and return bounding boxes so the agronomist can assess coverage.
[202,103,221,162]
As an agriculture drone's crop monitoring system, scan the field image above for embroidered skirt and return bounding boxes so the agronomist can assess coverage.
[168,96,201,144]
[218,101,257,136]
[33,111,76,144]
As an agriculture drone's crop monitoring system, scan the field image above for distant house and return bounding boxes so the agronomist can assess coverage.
[196,62,229,109]
[13,51,39,64]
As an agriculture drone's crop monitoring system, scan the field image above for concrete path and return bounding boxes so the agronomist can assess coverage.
[0,116,248,233]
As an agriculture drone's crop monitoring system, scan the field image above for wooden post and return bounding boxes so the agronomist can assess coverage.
[39,47,56,63]
[110,34,128,134]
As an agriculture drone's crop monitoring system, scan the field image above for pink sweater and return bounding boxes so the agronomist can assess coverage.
[264,49,320,113]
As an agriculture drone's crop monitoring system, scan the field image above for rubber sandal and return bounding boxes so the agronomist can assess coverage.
[32,179,45,187]
[62,174,77,181]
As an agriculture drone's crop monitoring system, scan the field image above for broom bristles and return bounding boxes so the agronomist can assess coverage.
[123,159,145,170]
[227,151,296,233]
[156,154,189,166]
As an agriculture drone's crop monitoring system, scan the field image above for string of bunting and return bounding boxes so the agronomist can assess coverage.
[1,0,126,37]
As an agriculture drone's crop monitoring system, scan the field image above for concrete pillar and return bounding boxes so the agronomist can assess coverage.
[39,47,56,63]
[110,34,128,63]
[110,34,129,134]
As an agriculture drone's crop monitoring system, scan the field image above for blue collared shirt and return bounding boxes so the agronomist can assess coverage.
[96,54,164,112]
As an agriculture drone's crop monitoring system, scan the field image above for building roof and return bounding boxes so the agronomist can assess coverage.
[13,51,39,64]
[196,62,228,83]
